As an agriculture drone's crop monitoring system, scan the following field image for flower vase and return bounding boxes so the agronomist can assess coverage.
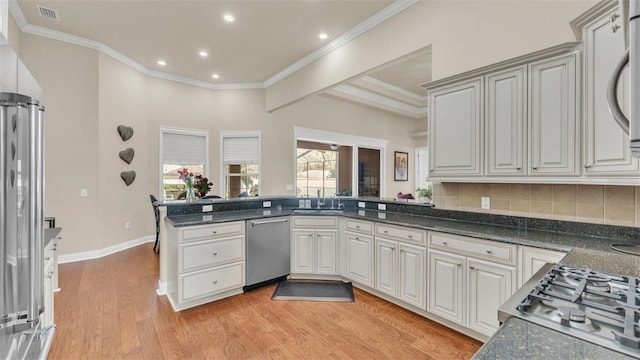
[186,186,196,202]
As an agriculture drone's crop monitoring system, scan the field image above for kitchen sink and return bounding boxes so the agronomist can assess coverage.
[291,208,344,215]
[610,243,640,256]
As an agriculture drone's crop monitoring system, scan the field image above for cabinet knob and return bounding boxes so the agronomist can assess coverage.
[532,167,538,170]
[400,249,405,253]
[391,246,395,250]
[516,167,522,170]
[212,231,217,235]
[213,252,218,256]
[457,262,462,267]
[407,235,413,239]
[584,164,592,169]
[355,237,360,240]
[384,230,388,234]
[469,265,476,270]
[47,271,54,278]
[45,255,50,260]
[486,249,493,254]
[442,241,448,245]
[612,24,620,33]
[610,13,619,22]
[356,225,360,229]
[213,280,218,285]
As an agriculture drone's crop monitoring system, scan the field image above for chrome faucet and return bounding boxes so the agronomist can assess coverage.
[335,193,345,208]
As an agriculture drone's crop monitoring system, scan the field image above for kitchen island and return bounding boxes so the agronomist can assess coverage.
[157,197,640,359]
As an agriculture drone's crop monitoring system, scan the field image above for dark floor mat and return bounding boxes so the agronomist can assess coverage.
[271,280,355,302]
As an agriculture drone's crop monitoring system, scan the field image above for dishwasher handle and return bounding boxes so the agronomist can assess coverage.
[251,218,289,227]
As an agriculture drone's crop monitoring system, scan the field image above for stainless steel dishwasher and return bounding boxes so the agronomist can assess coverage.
[244,217,290,291]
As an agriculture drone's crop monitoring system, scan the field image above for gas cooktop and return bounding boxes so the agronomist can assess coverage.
[499,263,640,359]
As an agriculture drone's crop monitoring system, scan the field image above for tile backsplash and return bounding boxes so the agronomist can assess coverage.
[431,183,640,227]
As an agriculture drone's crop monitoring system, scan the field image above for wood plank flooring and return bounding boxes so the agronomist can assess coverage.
[48,243,482,359]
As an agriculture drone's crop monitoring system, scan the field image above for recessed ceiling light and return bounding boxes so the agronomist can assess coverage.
[157,60,167,66]
[223,14,234,22]
[319,33,328,40]
[199,51,208,58]
[211,73,220,79]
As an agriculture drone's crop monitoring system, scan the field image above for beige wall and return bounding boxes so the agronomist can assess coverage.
[265,0,597,111]
[15,33,420,256]
[433,183,640,227]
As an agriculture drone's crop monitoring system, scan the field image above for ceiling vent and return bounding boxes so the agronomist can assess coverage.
[37,5,60,21]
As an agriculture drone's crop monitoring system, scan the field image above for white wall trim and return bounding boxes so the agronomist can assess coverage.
[329,84,428,117]
[57,235,154,264]
[156,280,167,296]
[361,76,428,102]
[9,0,416,91]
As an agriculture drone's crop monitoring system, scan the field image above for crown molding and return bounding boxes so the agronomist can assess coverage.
[263,0,418,87]
[569,0,617,41]
[327,84,427,118]
[10,0,415,92]
[361,76,428,101]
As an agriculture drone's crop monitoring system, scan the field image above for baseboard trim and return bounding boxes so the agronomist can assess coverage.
[57,235,155,264]
[157,281,167,296]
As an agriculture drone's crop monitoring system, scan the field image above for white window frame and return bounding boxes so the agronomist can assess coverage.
[159,127,209,200]
[220,131,261,198]
[293,127,388,197]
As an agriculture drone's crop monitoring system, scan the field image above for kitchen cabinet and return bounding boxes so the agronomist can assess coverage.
[428,232,517,337]
[486,66,527,176]
[291,216,339,276]
[374,223,427,309]
[518,245,566,287]
[345,220,374,287]
[42,235,60,328]
[428,78,483,177]
[167,221,245,311]
[582,4,638,174]
[529,53,580,175]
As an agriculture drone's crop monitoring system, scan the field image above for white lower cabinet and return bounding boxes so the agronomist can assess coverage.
[428,232,517,337]
[346,232,374,287]
[518,246,566,287]
[376,237,426,309]
[167,221,245,311]
[42,235,59,327]
[291,216,339,276]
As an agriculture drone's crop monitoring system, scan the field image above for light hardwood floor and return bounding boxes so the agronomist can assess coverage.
[48,243,482,359]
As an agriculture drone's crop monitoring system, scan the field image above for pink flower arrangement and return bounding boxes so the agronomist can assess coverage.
[177,168,194,188]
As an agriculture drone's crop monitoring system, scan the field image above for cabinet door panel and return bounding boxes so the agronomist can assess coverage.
[292,230,314,274]
[487,67,526,175]
[375,238,397,296]
[316,230,338,275]
[468,259,516,337]
[429,79,483,176]
[428,250,465,325]
[346,233,373,287]
[519,246,566,286]
[529,54,579,175]
[399,244,426,310]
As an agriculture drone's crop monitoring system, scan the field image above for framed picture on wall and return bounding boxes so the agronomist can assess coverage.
[394,151,408,181]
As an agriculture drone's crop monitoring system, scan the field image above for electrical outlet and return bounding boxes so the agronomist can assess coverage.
[378,203,386,211]
[263,201,271,208]
[202,205,213,212]
[378,212,386,220]
[80,188,88,197]
[286,184,293,191]
[481,197,491,209]
[125,221,131,230]
[358,202,366,208]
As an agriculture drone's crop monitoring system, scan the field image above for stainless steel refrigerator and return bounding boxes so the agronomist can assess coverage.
[0,38,54,359]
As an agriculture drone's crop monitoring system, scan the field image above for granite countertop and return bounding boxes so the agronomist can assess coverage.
[167,207,640,277]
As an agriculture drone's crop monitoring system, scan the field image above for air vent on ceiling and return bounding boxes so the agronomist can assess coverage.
[37,5,60,21]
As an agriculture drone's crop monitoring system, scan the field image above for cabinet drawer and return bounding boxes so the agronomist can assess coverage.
[429,232,516,265]
[180,262,244,302]
[346,219,373,234]
[181,236,244,272]
[292,216,338,228]
[375,223,426,245]
[181,221,244,242]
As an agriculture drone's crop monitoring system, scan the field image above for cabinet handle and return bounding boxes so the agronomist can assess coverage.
[486,249,493,254]
[584,165,592,169]
[469,265,476,270]
[516,167,521,170]
[213,280,218,285]
[610,13,619,22]
[356,225,360,229]
[212,231,217,235]
[407,235,413,239]
[457,262,462,267]
[391,246,395,250]
[612,24,620,33]
[442,241,448,245]
[355,237,360,240]
[213,252,218,256]
[532,167,538,170]
[400,249,405,253]
[384,230,388,234]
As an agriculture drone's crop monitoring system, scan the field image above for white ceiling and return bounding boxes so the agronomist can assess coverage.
[13,0,430,116]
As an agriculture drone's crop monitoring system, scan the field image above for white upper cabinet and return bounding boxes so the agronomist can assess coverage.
[486,66,527,175]
[528,53,580,175]
[582,5,638,174]
[429,79,483,176]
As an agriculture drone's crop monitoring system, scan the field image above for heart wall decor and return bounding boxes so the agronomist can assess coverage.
[119,148,134,164]
[120,171,136,186]
[117,125,134,141]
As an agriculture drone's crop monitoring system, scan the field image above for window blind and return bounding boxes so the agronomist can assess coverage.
[162,132,207,164]
[223,136,259,164]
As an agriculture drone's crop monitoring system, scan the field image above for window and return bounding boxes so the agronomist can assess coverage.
[293,127,387,198]
[160,127,208,200]
[221,132,260,198]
